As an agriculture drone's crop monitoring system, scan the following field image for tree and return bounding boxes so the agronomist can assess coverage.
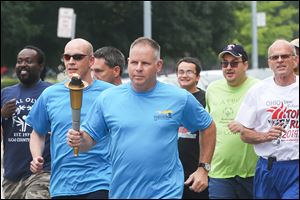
[233,1,299,68]
[1,1,298,73]
[153,1,239,70]
[1,1,240,71]
[1,1,42,68]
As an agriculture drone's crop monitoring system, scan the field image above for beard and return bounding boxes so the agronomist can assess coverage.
[16,69,40,86]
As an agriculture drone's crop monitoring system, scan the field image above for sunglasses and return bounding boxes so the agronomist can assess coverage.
[268,54,293,61]
[220,61,243,68]
[63,54,88,61]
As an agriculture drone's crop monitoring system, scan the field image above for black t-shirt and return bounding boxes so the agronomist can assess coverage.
[178,88,206,178]
[1,81,52,181]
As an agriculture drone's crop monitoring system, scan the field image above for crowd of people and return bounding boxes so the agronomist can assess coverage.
[1,36,299,199]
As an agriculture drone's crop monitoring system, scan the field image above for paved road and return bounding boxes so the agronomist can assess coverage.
[1,142,4,199]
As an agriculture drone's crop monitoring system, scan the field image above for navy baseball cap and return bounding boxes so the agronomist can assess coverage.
[218,44,248,61]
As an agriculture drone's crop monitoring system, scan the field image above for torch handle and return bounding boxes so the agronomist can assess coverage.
[72,109,81,156]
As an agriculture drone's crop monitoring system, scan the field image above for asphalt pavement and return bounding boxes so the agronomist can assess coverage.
[1,142,4,199]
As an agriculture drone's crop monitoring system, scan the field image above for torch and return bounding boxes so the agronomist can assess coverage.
[65,73,88,156]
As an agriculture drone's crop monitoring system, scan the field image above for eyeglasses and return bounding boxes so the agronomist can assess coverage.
[177,70,197,76]
[63,54,88,61]
[220,61,243,68]
[268,54,293,61]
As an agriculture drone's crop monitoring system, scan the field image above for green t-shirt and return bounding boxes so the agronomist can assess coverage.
[206,76,259,178]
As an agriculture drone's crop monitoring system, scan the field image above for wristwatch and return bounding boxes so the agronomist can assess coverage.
[198,162,211,172]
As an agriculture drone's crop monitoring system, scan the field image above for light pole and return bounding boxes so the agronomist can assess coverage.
[251,1,258,69]
[144,1,152,38]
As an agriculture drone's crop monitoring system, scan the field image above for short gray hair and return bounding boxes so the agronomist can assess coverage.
[130,37,160,60]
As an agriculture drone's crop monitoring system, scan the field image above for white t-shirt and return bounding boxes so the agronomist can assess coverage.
[236,76,299,161]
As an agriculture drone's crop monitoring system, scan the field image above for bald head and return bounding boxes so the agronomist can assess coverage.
[267,39,298,84]
[65,38,93,55]
[63,38,95,84]
[268,39,296,57]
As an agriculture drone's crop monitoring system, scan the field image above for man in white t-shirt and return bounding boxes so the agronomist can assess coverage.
[235,39,299,199]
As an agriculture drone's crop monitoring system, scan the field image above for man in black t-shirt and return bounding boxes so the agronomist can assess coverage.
[176,57,210,199]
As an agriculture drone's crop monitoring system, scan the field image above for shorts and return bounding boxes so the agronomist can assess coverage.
[254,157,299,199]
[2,171,50,199]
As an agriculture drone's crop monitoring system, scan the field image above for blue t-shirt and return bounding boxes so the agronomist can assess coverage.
[1,80,52,181]
[26,80,113,197]
[82,81,213,199]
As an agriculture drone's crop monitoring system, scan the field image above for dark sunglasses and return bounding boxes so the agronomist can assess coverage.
[220,61,244,68]
[63,54,88,61]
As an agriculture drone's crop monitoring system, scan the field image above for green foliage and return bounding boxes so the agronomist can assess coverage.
[153,1,239,69]
[233,1,299,68]
[1,1,43,66]
[1,1,298,73]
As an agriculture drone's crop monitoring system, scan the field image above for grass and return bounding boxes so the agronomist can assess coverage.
[1,76,19,89]
[1,75,58,89]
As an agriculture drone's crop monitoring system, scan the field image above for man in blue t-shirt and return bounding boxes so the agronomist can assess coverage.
[92,46,125,85]
[1,46,52,199]
[26,38,113,199]
[67,37,216,199]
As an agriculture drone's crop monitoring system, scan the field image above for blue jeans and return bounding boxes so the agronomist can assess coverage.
[209,176,253,199]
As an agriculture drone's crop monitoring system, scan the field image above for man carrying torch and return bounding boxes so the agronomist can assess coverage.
[27,38,113,199]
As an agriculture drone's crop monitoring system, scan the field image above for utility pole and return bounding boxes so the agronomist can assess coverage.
[251,1,258,69]
[143,1,152,38]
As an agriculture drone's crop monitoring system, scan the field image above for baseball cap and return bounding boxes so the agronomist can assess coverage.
[290,38,299,48]
[218,44,248,61]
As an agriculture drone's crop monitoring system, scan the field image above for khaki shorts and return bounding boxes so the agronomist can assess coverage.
[2,171,50,199]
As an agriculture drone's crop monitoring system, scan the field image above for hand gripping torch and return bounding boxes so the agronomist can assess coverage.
[65,73,88,156]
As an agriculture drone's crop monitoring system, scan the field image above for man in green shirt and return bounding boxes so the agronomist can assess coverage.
[206,44,259,199]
